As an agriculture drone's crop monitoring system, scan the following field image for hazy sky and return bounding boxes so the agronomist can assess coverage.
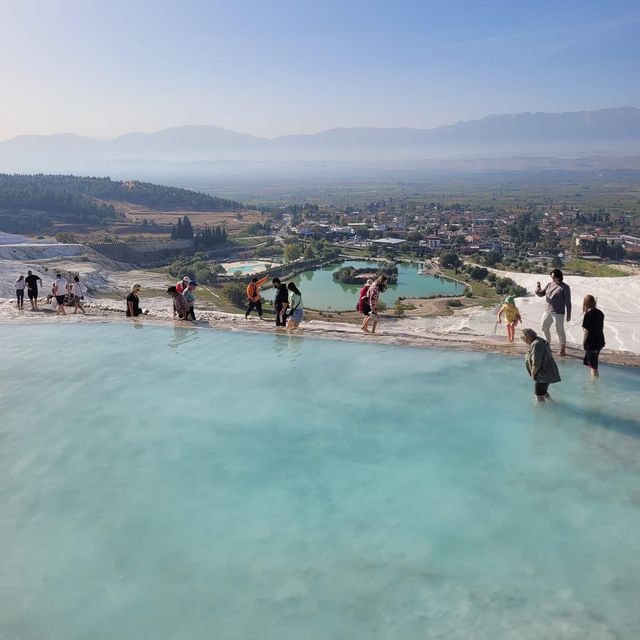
[1,0,639,140]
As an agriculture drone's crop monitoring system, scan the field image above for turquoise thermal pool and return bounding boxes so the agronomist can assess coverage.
[1,323,639,639]
[279,260,463,310]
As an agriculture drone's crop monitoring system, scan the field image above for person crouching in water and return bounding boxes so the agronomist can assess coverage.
[167,285,191,321]
[497,295,522,343]
[582,294,605,377]
[362,275,387,334]
[521,328,561,402]
[245,275,269,320]
[182,280,198,321]
[272,277,289,327]
[286,282,303,329]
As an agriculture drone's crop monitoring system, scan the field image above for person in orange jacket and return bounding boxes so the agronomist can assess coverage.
[245,274,269,319]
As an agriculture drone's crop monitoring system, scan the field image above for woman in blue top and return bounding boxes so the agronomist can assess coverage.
[287,282,303,329]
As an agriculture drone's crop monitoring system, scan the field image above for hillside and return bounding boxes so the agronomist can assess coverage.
[0,174,244,235]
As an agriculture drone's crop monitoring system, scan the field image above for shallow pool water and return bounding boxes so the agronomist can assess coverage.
[1,324,639,639]
[277,260,463,310]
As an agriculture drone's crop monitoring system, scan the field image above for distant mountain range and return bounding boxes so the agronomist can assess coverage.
[1,108,639,175]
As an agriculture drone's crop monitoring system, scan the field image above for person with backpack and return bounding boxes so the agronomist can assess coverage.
[357,278,373,330]
[245,274,269,320]
[362,274,387,334]
[287,282,304,329]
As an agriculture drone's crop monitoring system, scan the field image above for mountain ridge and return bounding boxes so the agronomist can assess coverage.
[1,107,639,171]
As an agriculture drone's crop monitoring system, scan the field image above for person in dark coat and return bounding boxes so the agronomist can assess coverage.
[272,278,289,327]
[582,295,605,377]
[521,328,561,402]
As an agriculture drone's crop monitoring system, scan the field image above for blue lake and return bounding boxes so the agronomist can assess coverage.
[267,260,463,310]
[1,323,639,639]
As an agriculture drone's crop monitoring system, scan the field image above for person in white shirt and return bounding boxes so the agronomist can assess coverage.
[71,275,86,315]
[15,275,25,310]
[53,273,69,315]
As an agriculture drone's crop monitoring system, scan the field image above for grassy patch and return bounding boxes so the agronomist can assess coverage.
[441,268,500,302]
[563,259,628,277]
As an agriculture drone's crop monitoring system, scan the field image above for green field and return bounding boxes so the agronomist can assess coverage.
[564,259,628,277]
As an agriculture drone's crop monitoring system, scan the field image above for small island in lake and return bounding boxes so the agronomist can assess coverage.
[333,265,398,285]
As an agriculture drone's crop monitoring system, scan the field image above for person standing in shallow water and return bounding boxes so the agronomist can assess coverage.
[535,269,571,357]
[286,282,304,329]
[582,295,605,377]
[521,328,561,402]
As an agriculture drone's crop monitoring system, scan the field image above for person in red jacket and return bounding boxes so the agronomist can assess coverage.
[245,274,269,319]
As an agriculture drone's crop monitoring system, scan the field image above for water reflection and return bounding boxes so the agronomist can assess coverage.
[272,332,303,363]
[168,325,199,351]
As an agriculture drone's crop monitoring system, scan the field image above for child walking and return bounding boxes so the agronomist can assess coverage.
[497,295,522,343]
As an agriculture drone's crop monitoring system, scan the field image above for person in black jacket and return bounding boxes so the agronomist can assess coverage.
[582,295,605,377]
[272,278,289,327]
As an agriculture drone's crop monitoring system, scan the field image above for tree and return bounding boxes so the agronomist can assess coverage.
[222,282,247,307]
[469,266,488,281]
[304,244,316,260]
[440,251,462,270]
[551,255,563,269]
[283,242,302,263]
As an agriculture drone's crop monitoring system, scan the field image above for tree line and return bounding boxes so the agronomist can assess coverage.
[0,174,243,212]
[170,215,228,249]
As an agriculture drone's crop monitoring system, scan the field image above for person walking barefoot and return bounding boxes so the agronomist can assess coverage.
[71,275,86,314]
[286,282,304,329]
[497,295,522,343]
[25,270,43,310]
[582,295,605,377]
[15,275,25,310]
[535,269,571,356]
[53,272,69,316]
[362,275,387,334]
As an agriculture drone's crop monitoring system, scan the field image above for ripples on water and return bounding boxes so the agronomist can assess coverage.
[1,324,639,640]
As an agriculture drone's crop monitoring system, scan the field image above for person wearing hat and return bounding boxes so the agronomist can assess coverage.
[497,294,522,343]
[535,269,571,356]
[176,275,191,294]
[183,280,198,321]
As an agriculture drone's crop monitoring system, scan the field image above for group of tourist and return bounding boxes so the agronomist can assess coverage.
[14,263,606,402]
[242,275,304,329]
[14,270,86,315]
[493,268,606,401]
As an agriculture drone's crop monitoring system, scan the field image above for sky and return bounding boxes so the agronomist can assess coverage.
[1,0,640,140]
